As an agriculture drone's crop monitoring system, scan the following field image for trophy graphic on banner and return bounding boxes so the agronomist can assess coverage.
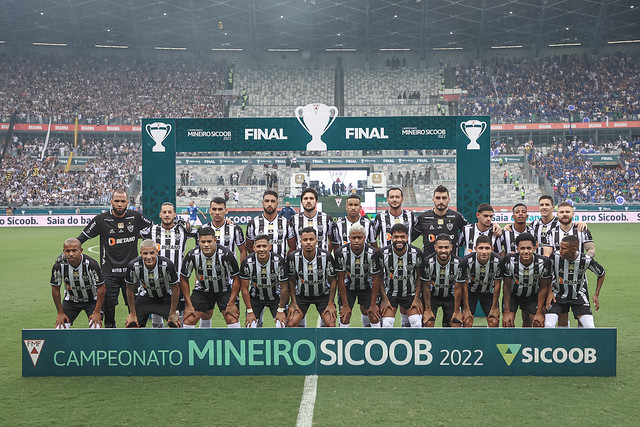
[295,103,338,151]
[145,122,172,152]
[460,119,487,150]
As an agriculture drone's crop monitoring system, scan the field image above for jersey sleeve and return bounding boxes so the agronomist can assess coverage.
[166,260,179,285]
[87,257,105,285]
[223,250,240,277]
[541,256,552,279]
[333,248,346,272]
[124,260,138,285]
[276,256,288,283]
[80,215,101,241]
[587,257,605,277]
[499,255,512,277]
[50,262,63,287]
[234,226,246,247]
[239,258,251,280]
[136,212,153,237]
[367,221,378,245]
[181,250,195,278]
[582,229,594,244]
[420,258,431,283]
[326,253,336,277]
[456,258,469,282]
[330,222,341,246]
[372,214,382,239]
[245,220,255,241]
[286,253,296,278]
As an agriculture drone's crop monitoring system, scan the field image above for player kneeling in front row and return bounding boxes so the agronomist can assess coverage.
[286,227,338,327]
[51,238,105,329]
[422,234,467,327]
[379,224,424,328]
[545,235,605,328]
[124,239,181,328]
[239,234,289,327]
[334,224,382,327]
[462,235,502,327]
[180,227,242,328]
[501,233,551,327]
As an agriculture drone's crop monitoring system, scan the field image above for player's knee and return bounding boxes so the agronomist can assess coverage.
[578,315,595,328]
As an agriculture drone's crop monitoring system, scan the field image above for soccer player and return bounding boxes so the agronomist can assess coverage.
[421,234,468,328]
[458,203,501,254]
[286,227,338,327]
[180,227,242,328]
[142,201,196,327]
[186,201,205,227]
[501,233,551,328]
[334,224,383,327]
[246,190,291,258]
[77,188,153,328]
[545,202,595,257]
[332,195,377,248]
[462,235,502,327]
[545,235,605,328]
[499,203,532,256]
[288,188,334,252]
[124,239,181,328]
[378,224,424,328]
[239,234,289,327]
[51,238,105,329]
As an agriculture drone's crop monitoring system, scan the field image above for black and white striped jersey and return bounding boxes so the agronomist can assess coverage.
[530,217,557,255]
[373,209,417,248]
[331,216,377,247]
[421,254,468,298]
[333,243,383,291]
[180,246,240,293]
[246,214,291,258]
[287,248,336,297]
[125,255,179,298]
[549,252,605,300]
[142,223,196,271]
[462,252,503,293]
[201,221,246,254]
[499,225,533,255]
[500,253,551,298]
[458,224,501,255]
[380,244,423,297]
[545,224,593,253]
[239,252,288,301]
[288,212,334,251]
[50,254,104,303]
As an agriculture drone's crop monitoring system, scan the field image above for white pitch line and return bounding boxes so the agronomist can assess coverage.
[87,245,100,255]
[295,317,321,427]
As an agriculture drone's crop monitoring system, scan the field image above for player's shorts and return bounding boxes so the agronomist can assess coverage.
[104,276,128,307]
[339,288,373,309]
[467,290,494,317]
[191,289,231,313]
[431,295,456,325]
[250,297,280,320]
[296,293,331,316]
[506,293,538,315]
[546,293,592,318]
[386,294,416,310]
[62,300,96,325]
[135,294,172,327]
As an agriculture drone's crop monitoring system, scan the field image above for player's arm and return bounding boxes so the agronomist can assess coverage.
[368,272,381,324]
[51,285,70,328]
[237,243,248,263]
[168,281,181,327]
[502,275,514,327]
[124,280,139,327]
[90,283,105,328]
[584,242,596,258]
[491,222,503,236]
[489,279,502,320]
[323,275,338,326]
[336,271,351,325]
[576,221,588,232]
[592,271,605,311]
[225,275,241,321]
[239,278,256,327]
[461,280,472,323]
[275,279,289,326]
[421,281,434,325]
[452,280,466,326]
[534,277,550,327]
[410,268,423,314]
[287,276,301,317]
[287,237,297,254]
[180,275,195,322]
[245,239,254,254]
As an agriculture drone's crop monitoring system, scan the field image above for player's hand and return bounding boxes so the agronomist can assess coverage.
[88,312,102,329]
[379,299,391,314]
[422,309,435,327]
[245,311,257,327]
[339,305,352,326]
[323,303,337,326]
[503,223,513,232]
[502,311,515,327]
[409,299,423,315]
[488,307,500,322]
[183,305,196,323]
[125,313,139,328]
[593,294,600,311]
[225,303,239,320]
[462,307,473,324]
[275,311,287,327]
[225,217,234,225]
[532,313,545,327]
[450,310,463,327]
[492,222,503,237]
[176,217,189,232]
[168,312,181,328]
[546,292,556,310]
[368,304,380,324]
[576,221,588,232]
[55,313,70,329]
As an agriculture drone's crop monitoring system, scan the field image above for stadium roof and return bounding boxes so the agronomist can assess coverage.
[2,0,640,54]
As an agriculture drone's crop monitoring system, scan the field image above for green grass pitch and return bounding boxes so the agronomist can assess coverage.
[0,224,638,425]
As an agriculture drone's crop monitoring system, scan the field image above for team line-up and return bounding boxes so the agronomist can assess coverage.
[51,185,605,330]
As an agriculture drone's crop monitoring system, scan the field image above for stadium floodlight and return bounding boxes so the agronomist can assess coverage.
[155,46,187,50]
[267,48,299,52]
[380,48,411,51]
[212,48,243,51]
[95,44,128,49]
[432,47,463,50]
[607,39,640,44]
[490,45,523,49]
[32,42,68,46]
[548,43,581,47]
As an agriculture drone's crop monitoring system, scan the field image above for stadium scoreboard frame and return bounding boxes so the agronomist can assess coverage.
[141,114,490,220]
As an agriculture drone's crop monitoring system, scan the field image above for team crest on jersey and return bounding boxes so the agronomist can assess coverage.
[578,268,585,276]
[407,264,415,273]
[127,225,134,232]
[215,264,222,272]
[278,228,285,236]
[446,223,453,231]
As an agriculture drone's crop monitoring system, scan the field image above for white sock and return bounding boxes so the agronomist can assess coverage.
[298,317,307,328]
[361,314,371,327]
[199,319,211,328]
[275,320,285,328]
[578,315,595,328]
[408,314,422,328]
[319,318,326,327]
[183,323,196,329]
[401,313,409,327]
[339,322,350,328]
[248,320,257,328]
[381,317,395,328]
[370,322,381,328]
[544,313,558,328]
[151,314,164,328]
[56,322,71,330]
[227,322,241,328]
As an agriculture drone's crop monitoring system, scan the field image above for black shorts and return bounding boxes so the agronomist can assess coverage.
[431,295,456,324]
[387,294,415,310]
[467,290,494,317]
[547,294,592,318]
[506,293,538,315]
[104,276,128,307]
[191,289,231,313]
[339,288,372,309]
[62,300,96,325]
[250,297,279,320]
[297,294,331,316]
[135,294,172,327]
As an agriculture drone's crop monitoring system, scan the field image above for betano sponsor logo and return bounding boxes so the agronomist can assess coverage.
[498,343,597,365]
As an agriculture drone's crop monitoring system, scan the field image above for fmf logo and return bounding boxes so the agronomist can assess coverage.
[24,340,45,367]
[345,127,389,139]
[497,344,597,365]
[244,128,288,140]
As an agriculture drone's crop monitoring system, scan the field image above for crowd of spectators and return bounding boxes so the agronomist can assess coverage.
[458,52,640,123]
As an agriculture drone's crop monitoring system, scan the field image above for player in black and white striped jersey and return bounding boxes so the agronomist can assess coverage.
[544,202,596,256]
[499,203,532,256]
[51,238,105,329]
[180,227,242,328]
[124,239,181,328]
[500,233,551,328]
[545,235,605,328]
[378,223,424,328]
[141,202,197,327]
[287,188,334,252]
[332,195,377,249]
[239,234,289,328]
[458,203,502,255]
[334,224,383,327]
[246,190,292,258]
[461,235,502,328]
[421,234,468,328]
[286,227,338,327]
